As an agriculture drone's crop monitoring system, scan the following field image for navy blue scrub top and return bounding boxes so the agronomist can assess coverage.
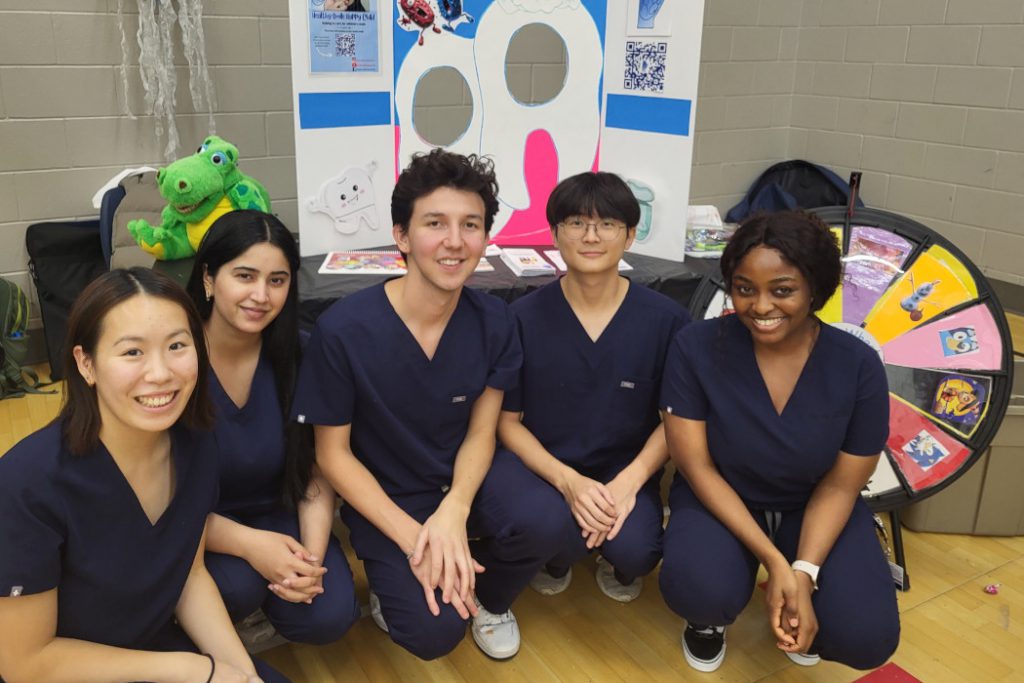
[210,353,285,517]
[292,283,522,501]
[660,315,889,510]
[0,421,218,648]
[504,279,690,474]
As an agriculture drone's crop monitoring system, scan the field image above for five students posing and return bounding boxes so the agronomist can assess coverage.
[0,149,899,681]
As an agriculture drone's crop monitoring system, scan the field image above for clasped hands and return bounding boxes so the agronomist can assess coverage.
[246,529,327,604]
[765,559,819,657]
[559,468,639,549]
[408,499,485,620]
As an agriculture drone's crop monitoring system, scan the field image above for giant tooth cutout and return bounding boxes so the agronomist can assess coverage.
[394,1,603,238]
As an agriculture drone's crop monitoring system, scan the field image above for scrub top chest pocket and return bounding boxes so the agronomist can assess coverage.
[613,375,659,431]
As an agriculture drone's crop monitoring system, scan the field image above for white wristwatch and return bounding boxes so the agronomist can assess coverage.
[791,560,820,590]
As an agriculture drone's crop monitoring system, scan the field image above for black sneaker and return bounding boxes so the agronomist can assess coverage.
[682,623,726,672]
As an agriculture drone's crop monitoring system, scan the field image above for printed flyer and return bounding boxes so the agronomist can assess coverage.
[309,0,379,73]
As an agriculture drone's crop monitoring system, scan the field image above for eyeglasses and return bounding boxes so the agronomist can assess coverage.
[558,217,627,241]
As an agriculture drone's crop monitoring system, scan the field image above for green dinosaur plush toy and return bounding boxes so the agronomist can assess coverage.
[127,136,271,260]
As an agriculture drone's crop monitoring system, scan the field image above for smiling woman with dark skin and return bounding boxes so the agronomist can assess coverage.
[658,210,900,673]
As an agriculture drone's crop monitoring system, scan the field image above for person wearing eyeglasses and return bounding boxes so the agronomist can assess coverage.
[497,172,690,602]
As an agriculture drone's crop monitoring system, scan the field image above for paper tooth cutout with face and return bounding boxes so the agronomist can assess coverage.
[637,0,665,29]
[397,0,444,45]
[306,162,380,236]
[437,0,475,32]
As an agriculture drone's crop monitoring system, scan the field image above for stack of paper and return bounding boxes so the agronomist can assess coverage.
[499,248,556,277]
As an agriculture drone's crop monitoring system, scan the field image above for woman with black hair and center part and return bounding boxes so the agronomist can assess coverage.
[0,268,287,683]
[186,211,360,648]
[659,210,900,673]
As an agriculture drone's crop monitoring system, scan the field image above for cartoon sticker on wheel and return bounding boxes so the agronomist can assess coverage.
[932,375,987,431]
[939,326,979,357]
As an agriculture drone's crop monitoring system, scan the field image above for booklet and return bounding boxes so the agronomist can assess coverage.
[499,248,557,277]
[318,250,407,274]
[542,249,632,272]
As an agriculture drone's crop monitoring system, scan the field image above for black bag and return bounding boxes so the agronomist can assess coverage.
[725,159,864,223]
[26,221,107,380]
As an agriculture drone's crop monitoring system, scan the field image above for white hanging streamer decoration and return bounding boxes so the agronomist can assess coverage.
[117,0,217,161]
[178,0,217,135]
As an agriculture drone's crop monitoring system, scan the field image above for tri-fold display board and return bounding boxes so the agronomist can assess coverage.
[288,0,702,258]
[690,207,1015,511]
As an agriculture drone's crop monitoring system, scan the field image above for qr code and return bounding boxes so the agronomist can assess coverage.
[624,41,667,93]
[335,32,356,57]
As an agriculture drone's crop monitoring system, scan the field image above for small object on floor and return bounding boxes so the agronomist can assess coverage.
[785,650,821,666]
[984,583,1001,595]
[368,591,389,633]
[852,662,923,682]
[236,609,287,653]
[682,623,726,672]
[472,599,520,660]
[530,565,572,596]
[595,556,642,602]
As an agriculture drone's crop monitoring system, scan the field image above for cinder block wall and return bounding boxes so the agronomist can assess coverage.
[691,0,1024,290]
[689,0,802,212]
[0,0,297,333]
[782,0,1024,285]
[2,0,1023,339]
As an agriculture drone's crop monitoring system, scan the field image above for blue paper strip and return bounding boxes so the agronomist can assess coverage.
[605,94,691,137]
[298,91,392,129]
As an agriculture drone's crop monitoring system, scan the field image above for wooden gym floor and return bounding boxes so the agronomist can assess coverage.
[3,316,1023,682]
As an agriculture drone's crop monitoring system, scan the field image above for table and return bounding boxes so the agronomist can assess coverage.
[297,249,720,330]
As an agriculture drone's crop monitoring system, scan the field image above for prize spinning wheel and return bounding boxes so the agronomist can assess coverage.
[689,206,1015,515]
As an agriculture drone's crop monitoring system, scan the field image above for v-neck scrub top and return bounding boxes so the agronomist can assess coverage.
[661,315,889,510]
[293,283,522,500]
[210,354,285,517]
[0,421,218,648]
[504,280,690,473]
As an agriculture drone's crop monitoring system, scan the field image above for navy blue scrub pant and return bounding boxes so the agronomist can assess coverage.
[660,479,900,670]
[206,509,360,646]
[343,448,569,661]
[545,463,664,585]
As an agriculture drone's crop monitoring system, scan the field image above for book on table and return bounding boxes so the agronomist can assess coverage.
[499,248,557,277]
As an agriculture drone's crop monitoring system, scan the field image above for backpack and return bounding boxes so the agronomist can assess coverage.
[0,277,52,399]
[725,159,864,224]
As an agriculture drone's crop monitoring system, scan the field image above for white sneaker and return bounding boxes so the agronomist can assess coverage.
[236,609,287,653]
[530,566,572,596]
[368,591,389,633]
[595,556,642,603]
[471,600,520,660]
[786,651,820,666]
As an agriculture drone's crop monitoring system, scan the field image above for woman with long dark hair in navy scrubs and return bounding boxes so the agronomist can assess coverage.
[0,268,286,683]
[186,211,359,646]
[660,210,900,673]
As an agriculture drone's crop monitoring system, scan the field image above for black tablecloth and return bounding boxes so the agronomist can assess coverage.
[298,249,719,330]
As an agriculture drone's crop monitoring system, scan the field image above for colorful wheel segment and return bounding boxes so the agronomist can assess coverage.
[687,207,1014,510]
